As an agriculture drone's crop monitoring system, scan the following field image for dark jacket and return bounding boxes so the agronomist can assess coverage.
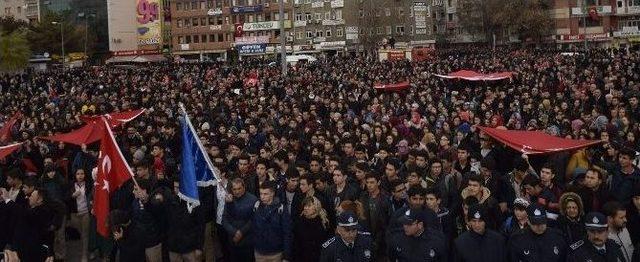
[165,195,206,254]
[293,215,331,262]
[360,190,391,256]
[567,239,627,262]
[454,229,507,262]
[6,201,55,262]
[131,198,164,248]
[326,183,360,209]
[222,192,258,247]
[387,227,448,262]
[115,220,147,262]
[508,228,567,262]
[66,181,93,214]
[252,198,292,258]
[320,232,374,262]
[555,215,586,245]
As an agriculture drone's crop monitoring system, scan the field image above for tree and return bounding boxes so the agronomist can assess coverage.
[0,29,31,72]
[27,10,85,57]
[0,17,29,34]
[456,0,552,43]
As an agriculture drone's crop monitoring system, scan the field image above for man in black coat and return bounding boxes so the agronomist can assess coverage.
[454,204,507,262]
[110,209,146,262]
[2,187,55,262]
[567,212,627,262]
[508,204,567,262]
[387,208,448,262]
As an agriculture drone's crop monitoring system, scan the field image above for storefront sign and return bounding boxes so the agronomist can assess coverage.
[243,20,291,31]
[322,19,345,26]
[231,5,263,14]
[319,41,345,49]
[113,50,161,56]
[209,25,223,31]
[330,0,344,8]
[237,44,267,54]
[207,8,222,15]
[558,33,610,41]
[137,0,163,46]
[235,35,270,44]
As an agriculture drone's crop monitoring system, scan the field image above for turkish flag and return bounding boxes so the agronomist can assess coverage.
[234,23,244,37]
[80,109,146,128]
[0,112,21,143]
[93,118,134,237]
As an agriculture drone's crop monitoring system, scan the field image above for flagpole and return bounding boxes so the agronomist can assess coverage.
[178,103,223,189]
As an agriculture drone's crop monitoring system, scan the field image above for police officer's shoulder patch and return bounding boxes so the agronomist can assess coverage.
[322,237,336,249]
[570,240,584,250]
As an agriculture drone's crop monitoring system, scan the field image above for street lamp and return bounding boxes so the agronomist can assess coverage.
[78,13,96,62]
[51,21,65,70]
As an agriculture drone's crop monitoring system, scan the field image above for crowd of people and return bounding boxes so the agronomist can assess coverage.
[1,46,640,262]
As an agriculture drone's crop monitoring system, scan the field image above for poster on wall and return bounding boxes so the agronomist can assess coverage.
[137,0,163,47]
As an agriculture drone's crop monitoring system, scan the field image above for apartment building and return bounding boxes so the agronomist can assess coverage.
[612,0,640,46]
[170,0,294,60]
[1,0,38,22]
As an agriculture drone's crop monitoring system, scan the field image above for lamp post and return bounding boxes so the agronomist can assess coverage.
[78,13,96,63]
[279,0,287,76]
[51,21,65,70]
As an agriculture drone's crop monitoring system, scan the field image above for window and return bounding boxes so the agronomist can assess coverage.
[178,36,185,44]
[306,13,312,20]
[295,13,304,21]
[202,34,208,42]
[194,35,200,43]
[448,13,453,21]
[297,31,304,39]
[248,14,254,22]
[201,17,207,26]
[336,27,343,37]
[448,0,452,7]
[326,28,332,37]
[359,9,364,18]
[218,16,224,24]
[193,18,199,26]
[377,27,383,35]
[17,6,21,14]
[398,7,404,16]
[385,8,391,16]
[306,30,314,38]
[210,34,216,42]
[186,35,192,43]
[386,26,391,35]
[192,1,198,9]
[177,19,184,28]
[200,1,206,9]
[315,29,324,37]
[335,9,342,20]
[218,33,224,42]
[177,2,182,10]
[314,12,322,20]
[324,11,331,20]
[396,26,405,35]
[209,17,215,25]
[630,0,640,6]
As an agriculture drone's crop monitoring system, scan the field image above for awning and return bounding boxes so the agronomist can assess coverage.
[0,143,22,160]
[478,126,603,154]
[105,55,137,64]
[132,55,167,63]
[434,70,513,81]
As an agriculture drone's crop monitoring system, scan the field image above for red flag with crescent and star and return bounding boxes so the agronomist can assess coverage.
[93,117,134,237]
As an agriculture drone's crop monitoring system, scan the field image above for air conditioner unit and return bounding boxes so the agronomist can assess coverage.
[264,3,269,7]
[287,36,294,42]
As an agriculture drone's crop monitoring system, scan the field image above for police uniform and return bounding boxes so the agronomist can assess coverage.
[567,212,627,262]
[387,208,447,262]
[508,204,567,262]
[454,205,507,262]
[320,211,374,262]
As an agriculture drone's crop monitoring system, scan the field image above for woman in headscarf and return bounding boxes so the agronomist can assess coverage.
[556,192,586,244]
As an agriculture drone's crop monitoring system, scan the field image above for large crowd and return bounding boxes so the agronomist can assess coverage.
[1,46,640,262]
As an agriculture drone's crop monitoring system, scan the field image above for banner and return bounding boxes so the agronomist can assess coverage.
[243,21,291,31]
[235,35,270,44]
[231,5,263,13]
[137,0,163,46]
[237,44,267,55]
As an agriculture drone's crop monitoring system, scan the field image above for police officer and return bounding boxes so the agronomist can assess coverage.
[387,208,447,262]
[320,211,374,262]
[568,212,627,262]
[508,203,567,262]
[454,205,507,262]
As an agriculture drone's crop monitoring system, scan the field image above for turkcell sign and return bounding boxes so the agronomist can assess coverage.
[237,44,267,54]
[231,5,263,13]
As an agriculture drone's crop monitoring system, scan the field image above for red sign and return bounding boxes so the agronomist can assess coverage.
[558,33,610,42]
[388,52,405,61]
[234,23,244,37]
[112,50,161,56]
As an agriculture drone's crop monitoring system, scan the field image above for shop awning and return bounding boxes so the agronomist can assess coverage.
[478,126,603,154]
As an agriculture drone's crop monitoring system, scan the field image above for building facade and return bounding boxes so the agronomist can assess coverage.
[551,0,616,47]
[612,0,640,46]
[1,0,35,22]
[170,0,295,60]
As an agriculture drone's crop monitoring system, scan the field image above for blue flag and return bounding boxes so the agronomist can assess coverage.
[178,109,218,212]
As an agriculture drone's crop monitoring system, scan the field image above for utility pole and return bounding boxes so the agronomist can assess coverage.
[582,0,588,49]
[52,21,65,70]
[279,0,287,76]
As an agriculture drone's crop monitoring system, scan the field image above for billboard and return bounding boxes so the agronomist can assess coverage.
[137,0,163,46]
[231,5,263,13]
[237,44,267,55]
